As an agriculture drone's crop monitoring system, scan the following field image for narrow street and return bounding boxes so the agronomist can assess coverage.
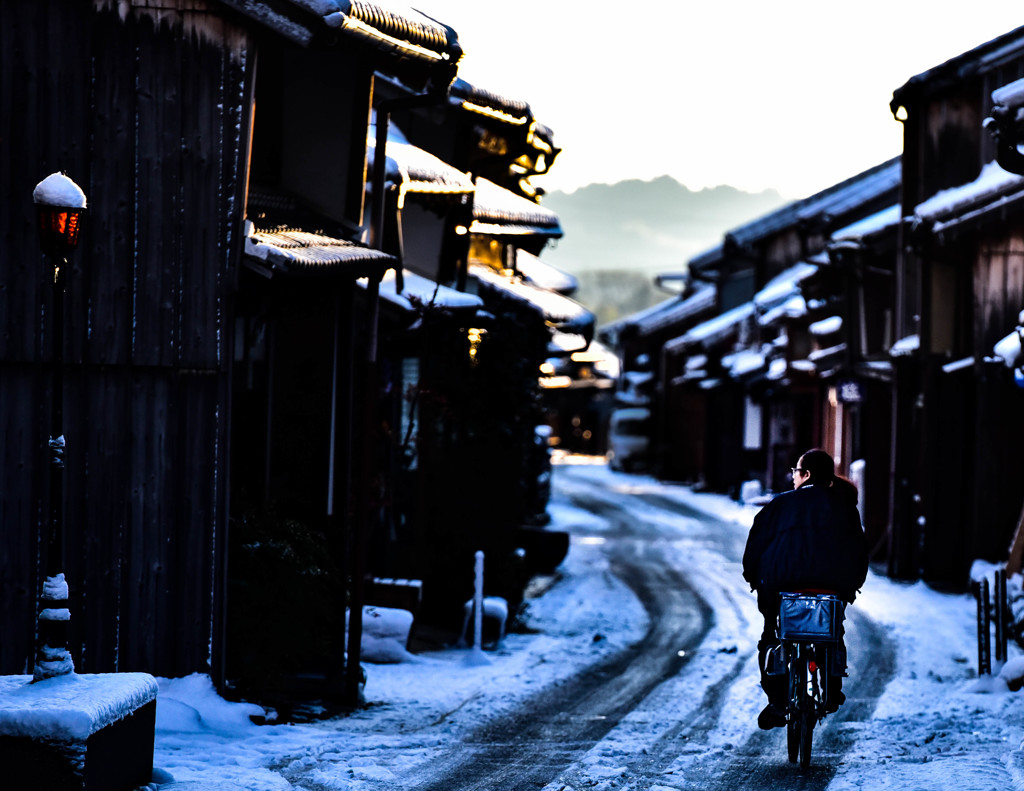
[150,461,1024,790]
[404,464,897,790]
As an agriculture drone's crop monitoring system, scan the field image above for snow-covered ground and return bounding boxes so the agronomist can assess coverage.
[21,458,1024,790]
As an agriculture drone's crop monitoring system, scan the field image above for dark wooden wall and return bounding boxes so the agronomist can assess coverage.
[0,1,254,678]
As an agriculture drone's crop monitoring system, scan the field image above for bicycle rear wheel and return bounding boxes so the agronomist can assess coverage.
[799,712,814,768]
[787,719,799,763]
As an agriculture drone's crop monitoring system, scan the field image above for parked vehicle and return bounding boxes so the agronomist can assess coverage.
[607,407,651,472]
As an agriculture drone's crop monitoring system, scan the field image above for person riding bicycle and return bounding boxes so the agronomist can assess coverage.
[742,448,868,730]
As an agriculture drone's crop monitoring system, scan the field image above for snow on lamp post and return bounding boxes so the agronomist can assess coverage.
[31,171,87,682]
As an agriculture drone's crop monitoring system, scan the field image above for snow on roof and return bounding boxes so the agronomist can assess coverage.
[794,157,901,224]
[942,356,976,374]
[767,357,788,380]
[245,225,396,275]
[548,330,588,355]
[33,172,87,208]
[915,161,1024,222]
[993,76,1024,109]
[0,673,157,741]
[634,285,716,338]
[724,348,766,378]
[831,203,902,242]
[753,262,818,311]
[371,269,483,313]
[449,78,530,125]
[688,159,899,272]
[680,302,755,349]
[759,295,807,326]
[469,264,594,333]
[808,342,847,363]
[890,334,920,357]
[994,328,1023,367]
[810,315,843,336]
[368,126,473,194]
[515,250,578,295]
[471,179,562,235]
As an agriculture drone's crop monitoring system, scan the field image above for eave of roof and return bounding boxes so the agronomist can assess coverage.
[245,224,396,276]
[450,78,530,125]
[469,264,594,335]
[217,1,461,67]
[370,268,483,314]
[515,250,578,295]
[753,261,818,312]
[688,158,900,273]
[667,301,755,353]
[891,25,1024,112]
[794,157,901,224]
[830,203,902,243]
[635,285,717,338]
[367,130,474,196]
[471,178,562,237]
[915,160,1024,228]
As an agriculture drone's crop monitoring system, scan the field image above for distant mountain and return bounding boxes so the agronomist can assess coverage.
[539,177,786,326]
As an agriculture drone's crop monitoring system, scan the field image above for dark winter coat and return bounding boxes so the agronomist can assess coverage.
[742,483,868,603]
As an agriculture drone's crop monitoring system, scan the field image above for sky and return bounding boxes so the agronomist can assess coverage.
[4,461,1024,789]
[420,1,1024,199]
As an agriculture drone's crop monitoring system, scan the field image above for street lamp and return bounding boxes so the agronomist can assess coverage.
[31,171,87,682]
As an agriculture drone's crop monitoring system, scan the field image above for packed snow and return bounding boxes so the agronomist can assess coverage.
[3,458,1024,789]
[0,672,157,741]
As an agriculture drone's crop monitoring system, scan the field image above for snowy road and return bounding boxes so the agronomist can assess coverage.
[404,483,713,790]
[391,465,896,790]
[149,460,1024,790]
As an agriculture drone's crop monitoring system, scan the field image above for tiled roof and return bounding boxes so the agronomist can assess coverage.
[515,250,578,295]
[471,178,562,237]
[470,264,594,336]
[245,224,395,276]
[891,25,1024,110]
[450,79,530,124]
[219,1,461,66]
[634,286,717,338]
[330,2,457,59]
[690,157,900,272]
[367,131,474,195]
[372,269,483,313]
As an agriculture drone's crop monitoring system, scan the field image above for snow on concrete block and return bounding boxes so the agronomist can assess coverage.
[352,606,416,664]
[0,672,157,790]
[739,480,763,505]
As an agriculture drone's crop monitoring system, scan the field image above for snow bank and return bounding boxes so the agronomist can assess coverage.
[156,674,263,735]
[353,606,418,664]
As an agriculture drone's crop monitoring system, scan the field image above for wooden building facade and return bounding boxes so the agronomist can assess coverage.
[0,0,254,679]
[0,0,464,692]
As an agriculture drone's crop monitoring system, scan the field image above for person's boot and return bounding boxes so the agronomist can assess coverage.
[757,702,787,730]
[824,680,845,713]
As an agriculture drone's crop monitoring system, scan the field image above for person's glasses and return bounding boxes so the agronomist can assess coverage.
[790,467,806,477]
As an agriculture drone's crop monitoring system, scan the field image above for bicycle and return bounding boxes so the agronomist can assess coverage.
[770,592,846,768]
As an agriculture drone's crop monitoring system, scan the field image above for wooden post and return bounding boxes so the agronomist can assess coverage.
[1005,501,1024,576]
[976,579,992,676]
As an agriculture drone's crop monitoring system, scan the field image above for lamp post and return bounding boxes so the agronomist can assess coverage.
[31,171,87,682]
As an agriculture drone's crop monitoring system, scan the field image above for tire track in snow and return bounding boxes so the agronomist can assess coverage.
[404,483,715,791]
[676,591,897,789]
